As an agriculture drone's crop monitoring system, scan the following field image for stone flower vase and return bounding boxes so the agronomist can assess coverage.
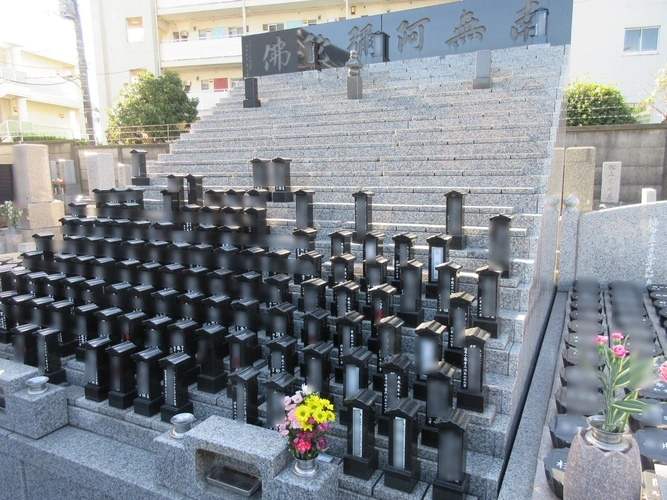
[563,416,641,500]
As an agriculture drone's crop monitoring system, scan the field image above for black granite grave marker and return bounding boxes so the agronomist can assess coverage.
[422,361,456,448]
[159,351,195,422]
[445,190,467,250]
[457,327,490,413]
[12,323,39,367]
[294,189,315,230]
[298,277,327,312]
[352,190,374,243]
[378,354,411,436]
[425,234,452,298]
[196,323,228,393]
[301,308,330,345]
[228,328,260,372]
[267,302,296,339]
[329,253,356,288]
[414,320,446,401]
[331,280,359,318]
[133,347,165,417]
[432,409,471,500]
[384,397,421,493]
[391,233,417,291]
[474,265,502,338]
[445,292,474,367]
[340,346,372,426]
[168,319,200,385]
[264,371,296,428]
[144,315,174,353]
[371,315,404,391]
[73,303,100,360]
[302,341,333,398]
[433,262,462,324]
[329,230,353,258]
[396,259,424,327]
[343,388,380,480]
[107,341,139,409]
[334,310,365,383]
[228,365,260,425]
[84,336,113,400]
[267,335,297,375]
[489,214,513,278]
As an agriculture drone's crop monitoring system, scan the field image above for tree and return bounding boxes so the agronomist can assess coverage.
[106,71,199,144]
[564,80,637,127]
[637,63,667,123]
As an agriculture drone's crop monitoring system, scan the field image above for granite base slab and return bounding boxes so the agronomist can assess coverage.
[263,459,339,500]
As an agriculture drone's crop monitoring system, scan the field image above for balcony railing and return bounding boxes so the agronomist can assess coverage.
[0,120,78,141]
[0,67,81,103]
[160,37,242,65]
[157,0,237,9]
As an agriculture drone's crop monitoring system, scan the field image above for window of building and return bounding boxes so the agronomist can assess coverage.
[623,27,659,54]
[213,78,229,91]
[211,27,226,38]
[126,17,144,43]
[201,80,211,91]
[263,23,284,32]
[129,69,146,84]
[302,20,317,26]
[230,78,244,88]
[180,30,189,41]
[173,32,180,41]
[228,27,245,37]
[199,29,210,40]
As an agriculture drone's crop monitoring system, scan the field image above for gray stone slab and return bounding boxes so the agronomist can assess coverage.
[23,462,111,500]
[563,147,595,213]
[600,161,621,204]
[263,459,339,500]
[0,357,39,395]
[184,415,290,480]
[338,467,383,496]
[6,384,68,439]
[0,452,27,500]
[373,477,430,500]
[5,426,182,499]
[68,405,161,453]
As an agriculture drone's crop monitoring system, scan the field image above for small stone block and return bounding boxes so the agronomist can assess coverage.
[197,373,227,394]
[413,379,427,401]
[263,460,339,500]
[0,358,39,395]
[397,309,424,328]
[84,383,108,402]
[642,188,657,204]
[6,384,67,439]
[421,425,438,448]
[347,76,362,100]
[131,177,151,186]
[134,396,164,417]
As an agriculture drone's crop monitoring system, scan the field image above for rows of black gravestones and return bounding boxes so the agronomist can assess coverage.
[0,167,514,498]
[544,281,667,499]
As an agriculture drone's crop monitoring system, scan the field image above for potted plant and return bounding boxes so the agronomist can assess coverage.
[276,385,335,477]
[0,201,23,233]
[564,333,652,500]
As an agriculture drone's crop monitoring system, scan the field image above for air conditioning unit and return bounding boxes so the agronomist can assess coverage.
[180,30,189,37]
[184,80,192,87]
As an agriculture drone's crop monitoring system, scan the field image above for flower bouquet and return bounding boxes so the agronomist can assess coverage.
[0,201,23,229]
[594,332,651,433]
[277,386,335,475]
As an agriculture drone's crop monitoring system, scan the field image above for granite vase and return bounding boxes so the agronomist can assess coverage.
[563,419,641,500]
[293,457,319,477]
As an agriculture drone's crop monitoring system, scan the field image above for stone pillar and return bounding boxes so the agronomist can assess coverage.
[600,162,621,205]
[563,147,595,213]
[557,196,580,291]
[86,153,115,196]
[473,50,491,89]
[641,188,657,204]
[346,50,363,100]
[11,144,64,235]
[116,163,132,188]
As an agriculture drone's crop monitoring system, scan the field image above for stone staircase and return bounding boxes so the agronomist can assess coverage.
[137,43,568,500]
[0,44,566,500]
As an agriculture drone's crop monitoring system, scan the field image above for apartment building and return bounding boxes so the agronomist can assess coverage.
[0,39,84,141]
[90,0,453,135]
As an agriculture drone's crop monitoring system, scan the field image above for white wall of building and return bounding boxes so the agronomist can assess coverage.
[90,0,161,138]
[570,0,666,111]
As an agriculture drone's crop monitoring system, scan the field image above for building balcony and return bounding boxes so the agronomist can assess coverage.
[160,37,242,68]
[0,67,81,109]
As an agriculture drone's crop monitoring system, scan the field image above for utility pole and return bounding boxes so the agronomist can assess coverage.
[59,0,96,145]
